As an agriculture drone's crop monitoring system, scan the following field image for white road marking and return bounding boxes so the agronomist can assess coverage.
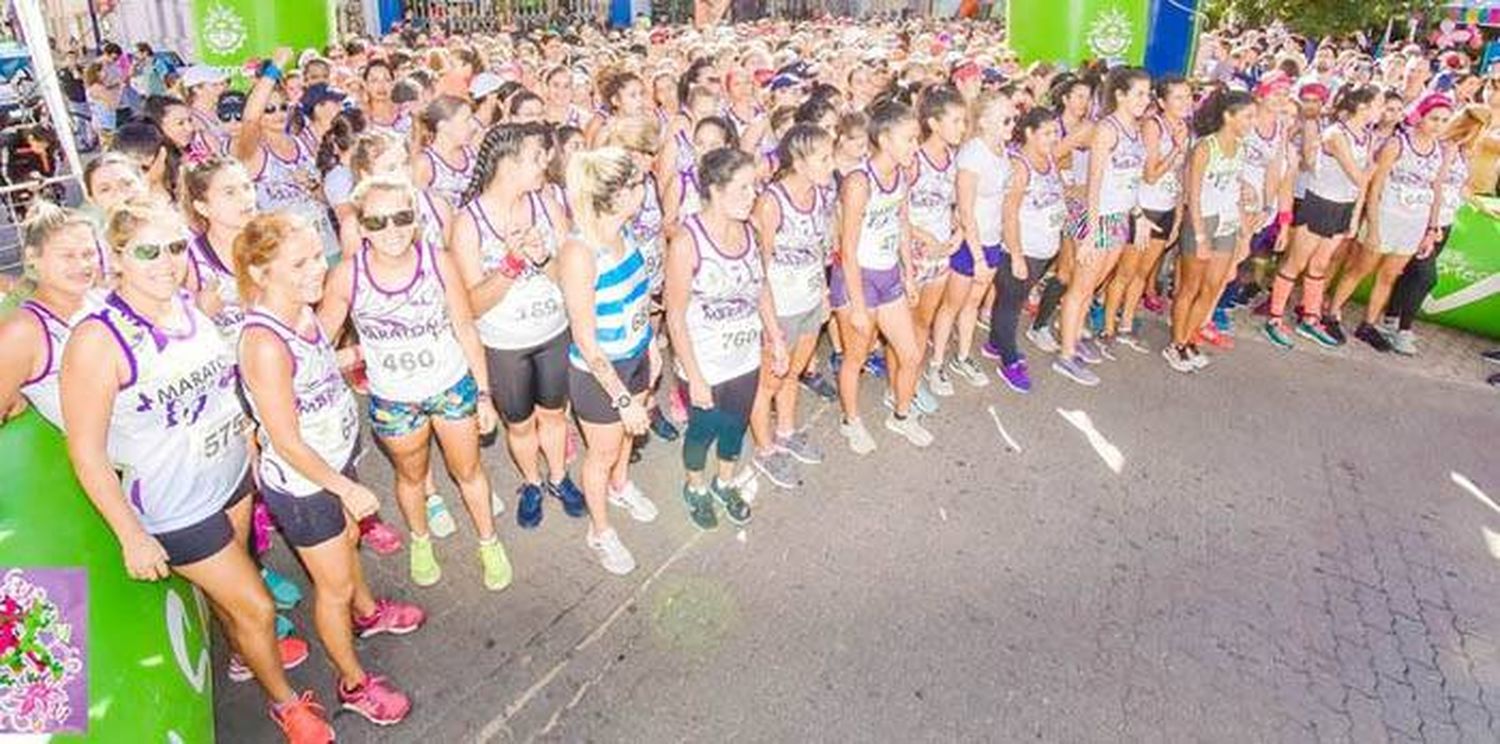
[1422,273,1500,315]
[986,405,1023,453]
[1057,408,1125,474]
[1451,471,1500,515]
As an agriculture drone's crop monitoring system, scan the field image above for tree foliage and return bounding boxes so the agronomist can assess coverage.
[1201,0,1441,40]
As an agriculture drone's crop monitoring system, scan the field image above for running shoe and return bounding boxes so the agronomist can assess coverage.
[478,539,513,591]
[829,351,843,372]
[490,490,505,516]
[976,313,991,332]
[1196,324,1234,350]
[1321,315,1348,346]
[777,429,825,464]
[925,362,955,397]
[608,480,659,522]
[1389,329,1418,356]
[1092,335,1119,361]
[884,412,934,448]
[1295,317,1338,348]
[587,528,636,575]
[1251,297,1272,317]
[338,674,411,726]
[229,636,309,682]
[649,408,680,441]
[1076,336,1104,365]
[1026,325,1060,353]
[1354,322,1393,353]
[681,485,718,531]
[408,534,441,587]
[1212,306,1232,333]
[979,340,1002,361]
[753,449,802,489]
[1115,332,1150,354]
[425,494,457,539]
[353,598,426,639]
[997,359,1032,394]
[1142,293,1166,314]
[516,483,545,529]
[1087,301,1105,334]
[261,568,303,611]
[270,691,334,744]
[546,476,588,518]
[1263,319,1295,350]
[1052,355,1100,386]
[1482,349,1500,365]
[1379,316,1399,334]
[947,356,990,387]
[840,418,877,455]
[1186,344,1212,370]
[864,351,889,378]
[913,379,940,414]
[711,479,753,526]
[276,613,294,639]
[1162,345,1196,373]
[799,368,839,400]
[251,499,276,555]
[359,516,403,556]
[1489,372,1500,387]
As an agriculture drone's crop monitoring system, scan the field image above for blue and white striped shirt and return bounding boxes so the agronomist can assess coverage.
[569,240,653,369]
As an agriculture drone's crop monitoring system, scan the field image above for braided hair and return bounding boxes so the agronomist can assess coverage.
[460,122,550,208]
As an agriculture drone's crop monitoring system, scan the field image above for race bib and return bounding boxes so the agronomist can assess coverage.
[371,340,440,383]
[1396,184,1433,209]
[194,410,248,463]
[718,314,762,355]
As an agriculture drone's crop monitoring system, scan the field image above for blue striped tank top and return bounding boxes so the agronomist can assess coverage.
[568,239,653,370]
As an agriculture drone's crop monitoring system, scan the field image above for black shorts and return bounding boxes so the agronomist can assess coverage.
[568,352,651,425]
[1142,207,1177,241]
[259,451,357,549]
[1298,192,1354,239]
[1291,197,1306,227]
[156,475,253,567]
[485,330,571,424]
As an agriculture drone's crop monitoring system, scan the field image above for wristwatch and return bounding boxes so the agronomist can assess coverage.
[610,393,632,410]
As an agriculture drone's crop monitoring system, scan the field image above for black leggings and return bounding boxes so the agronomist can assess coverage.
[1029,271,1068,332]
[1386,226,1451,331]
[682,369,759,473]
[989,254,1054,365]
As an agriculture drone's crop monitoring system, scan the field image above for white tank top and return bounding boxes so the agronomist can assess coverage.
[853,159,906,271]
[679,215,764,386]
[417,190,448,250]
[625,173,666,294]
[1062,117,1091,188]
[241,307,360,496]
[766,182,834,318]
[1099,116,1146,215]
[678,167,702,219]
[18,298,83,429]
[1016,154,1067,260]
[90,291,249,534]
[1240,119,1285,211]
[256,140,339,259]
[1199,134,1245,222]
[1138,116,1186,212]
[1380,132,1444,224]
[424,146,476,207]
[350,240,470,401]
[907,146,956,245]
[1310,123,1370,204]
[188,233,245,339]
[467,193,568,350]
[1438,145,1470,227]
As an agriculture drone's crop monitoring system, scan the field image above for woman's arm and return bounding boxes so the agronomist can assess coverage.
[1186,140,1210,258]
[1000,156,1029,279]
[449,208,519,316]
[1363,139,1399,240]
[664,230,712,406]
[0,313,43,421]
[752,189,782,318]
[955,161,982,250]
[434,250,497,431]
[838,171,872,320]
[315,259,356,344]
[232,47,291,165]
[1086,122,1118,226]
[559,239,629,400]
[1141,117,1174,184]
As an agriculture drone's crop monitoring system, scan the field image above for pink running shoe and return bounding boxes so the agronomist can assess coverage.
[1142,293,1166,315]
[229,636,309,682]
[358,516,403,556]
[251,499,276,556]
[1195,325,1235,350]
[353,598,426,639]
[338,674,411,726]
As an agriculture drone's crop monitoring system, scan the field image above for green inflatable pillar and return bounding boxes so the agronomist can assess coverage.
[194,0,335,77]
[0,410,215,741]
[1008,0,1149,68]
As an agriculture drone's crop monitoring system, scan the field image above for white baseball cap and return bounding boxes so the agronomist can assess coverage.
[470,72,505,101]
[180,64,229,88]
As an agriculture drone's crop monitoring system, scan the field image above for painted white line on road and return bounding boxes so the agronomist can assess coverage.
[1481,526,1500,561]
[987,405,1022,453]
[1451,471,1500,515]
[1057,408,1124,474]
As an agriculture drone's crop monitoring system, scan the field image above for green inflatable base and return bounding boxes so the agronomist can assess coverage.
[0,409,215,742]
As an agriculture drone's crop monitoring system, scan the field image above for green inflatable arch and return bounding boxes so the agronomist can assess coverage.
[0,409,215,742]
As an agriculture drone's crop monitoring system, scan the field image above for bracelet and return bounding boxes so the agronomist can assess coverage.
[260,61,283,83]
[498,253,526,279]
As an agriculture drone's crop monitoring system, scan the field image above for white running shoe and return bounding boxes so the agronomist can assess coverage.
[947,356,990,388]
[926,363,955,397]
[490,490,505,516]
[608,480,658,523]
[425,494,457,538]
[840,418,878,455]
[884,413,934,448]
[587,528,636,575]
[1026,326,1060,353]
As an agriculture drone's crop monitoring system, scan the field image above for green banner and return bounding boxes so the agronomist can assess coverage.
[0,410,215,742]
[1420,198,1500,339]
[1008,0,1149,68]
[193,0,333,73]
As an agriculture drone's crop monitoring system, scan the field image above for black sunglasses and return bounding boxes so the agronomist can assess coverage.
[359,209,416,231]
[264,102,291,114]
[130,239,189,261]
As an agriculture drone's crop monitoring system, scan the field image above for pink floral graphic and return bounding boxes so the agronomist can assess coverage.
[0,569,84,734]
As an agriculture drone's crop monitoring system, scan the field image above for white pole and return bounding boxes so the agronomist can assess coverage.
[11,0,84,183]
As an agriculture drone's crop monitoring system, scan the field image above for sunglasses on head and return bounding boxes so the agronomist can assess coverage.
[264,102,291,114]
[359,209,416,231]
[129,239,189,261]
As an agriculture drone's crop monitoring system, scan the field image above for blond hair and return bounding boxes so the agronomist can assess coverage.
[565,147,637,235]
[1443,104,1493,149]
[597,114,662,155]
[350,173,417,215]
[104,198,179,253]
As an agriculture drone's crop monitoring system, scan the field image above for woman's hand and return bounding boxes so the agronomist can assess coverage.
[122,530,170,581]
[337,482,381,521]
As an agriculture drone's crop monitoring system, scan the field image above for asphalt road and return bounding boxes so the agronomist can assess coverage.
[218,317,1500,743]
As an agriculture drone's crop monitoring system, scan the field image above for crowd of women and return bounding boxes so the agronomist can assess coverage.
[5,17,1499,742]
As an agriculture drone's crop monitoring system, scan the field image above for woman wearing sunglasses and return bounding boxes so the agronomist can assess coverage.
[237,211,425,731]
[558,147,661,576]
[451,123,585,530]
[0,205,100,426]
[235,47,341,265]
[319,176,511,591]
[60,200,331,742]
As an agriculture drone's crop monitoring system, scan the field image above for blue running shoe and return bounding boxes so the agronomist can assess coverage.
[516,483,545,529]
[547,476,588,518]
[649,408,679,441]
[275,613,294,639]
[1087,301,1106,334]
[798,369,838,400]
[864,351,888,378]
[829,351,843,372]
[262,568,302,611]
[1212,306,1232,333]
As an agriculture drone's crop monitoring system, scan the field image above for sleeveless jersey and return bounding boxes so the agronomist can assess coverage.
[1241,118,1285,213]
[1309,123,1370,204]
[1438,145,1470,228]
[625,172,667,294]
[242,307,360,496]
[89,290,249,533]
[18,298,88,428]
[1199,134,1246,225]
[908,146,957,246]
[1099,116,1146,215]
[680,216,764,386]
[766,182,834,317]
[853,159,906,271]
[417,190,448,250]
[1016,154,1067,260]
[424,146,476,207]
[678,166,703,219]
[350,240,469,401]
[188,233,244,338]
[1378,132,1445,251]
[255,139,339,259]
[568,239,653,369]
[1138,116,1186,212]
[467,193,568,350]
[186,107,229,164]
